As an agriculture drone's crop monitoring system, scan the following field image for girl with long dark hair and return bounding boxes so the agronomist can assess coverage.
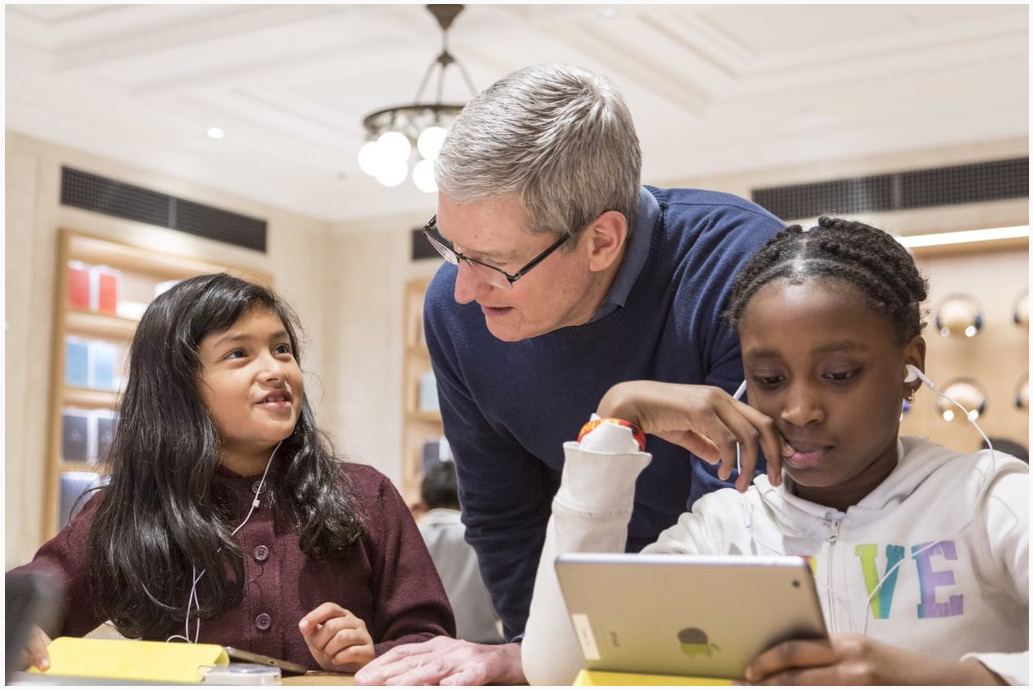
[14,273,454,672]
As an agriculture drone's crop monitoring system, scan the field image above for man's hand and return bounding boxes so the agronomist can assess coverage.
[354,636,524,686]
[23,625,51,671]
[299,603,375,673]
[598,381,782,491]
[742,634,1005,685]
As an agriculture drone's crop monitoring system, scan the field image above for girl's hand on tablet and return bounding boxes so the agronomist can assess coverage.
[741,633,1005,685]
[299,603,376,673]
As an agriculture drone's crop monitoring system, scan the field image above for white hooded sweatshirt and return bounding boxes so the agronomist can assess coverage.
[522,436,1028,685]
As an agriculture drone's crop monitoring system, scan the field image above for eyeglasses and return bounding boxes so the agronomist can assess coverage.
[422,215,569,289]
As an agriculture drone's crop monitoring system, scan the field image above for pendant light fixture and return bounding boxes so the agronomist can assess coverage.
[357,4,476,193]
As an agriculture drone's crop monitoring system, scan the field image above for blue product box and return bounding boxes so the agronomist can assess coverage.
[65,339,90,388]
[89,341,118,391]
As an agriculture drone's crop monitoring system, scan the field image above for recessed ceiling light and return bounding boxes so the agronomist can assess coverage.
[206,127,225,140]
[599,8,618,20]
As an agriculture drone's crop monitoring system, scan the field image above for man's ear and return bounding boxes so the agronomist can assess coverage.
[585,211,628,273]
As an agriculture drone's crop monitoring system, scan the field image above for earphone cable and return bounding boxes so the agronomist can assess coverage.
[858,375,996,636]
[165,441,282,644]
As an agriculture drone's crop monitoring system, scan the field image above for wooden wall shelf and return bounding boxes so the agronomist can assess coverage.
[43,229,270,538]
[400,278,443,506]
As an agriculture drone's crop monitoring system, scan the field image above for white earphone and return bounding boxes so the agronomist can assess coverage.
[904,363,935,389]
[903,364,994,448]
[731,381,757,551]
[903,363,923,384]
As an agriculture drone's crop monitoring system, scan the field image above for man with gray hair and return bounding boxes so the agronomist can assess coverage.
[356,63,782,685]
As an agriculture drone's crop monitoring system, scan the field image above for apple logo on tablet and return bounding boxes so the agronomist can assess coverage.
[678,627,720,657]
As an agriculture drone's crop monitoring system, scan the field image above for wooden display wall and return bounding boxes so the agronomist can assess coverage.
[899,246,1029,455]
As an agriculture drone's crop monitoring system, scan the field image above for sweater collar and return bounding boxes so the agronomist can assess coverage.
[753,437,995,538]
[589,186,658,322]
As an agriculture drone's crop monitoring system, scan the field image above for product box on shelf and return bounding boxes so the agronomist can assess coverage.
[90,266,119,315]
[67,262,91,310]
[418,370,439,412]
[93,410,118,463]
[154,279,181,298]
[67,262,121,314]
[60,410,90,463]
[88,341,118,391]
[421,436,453,475]
[64,338,90,388]
[58,472,108,529]
[60,409,120,464]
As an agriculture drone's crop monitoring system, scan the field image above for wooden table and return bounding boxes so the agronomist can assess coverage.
[283,671,355,685]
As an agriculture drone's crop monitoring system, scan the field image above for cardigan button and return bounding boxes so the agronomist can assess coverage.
[251,481,263,494]
[255,613,272,631]
[253,545,269,562]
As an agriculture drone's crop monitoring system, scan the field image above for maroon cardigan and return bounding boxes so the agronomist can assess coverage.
[11,462,455,668]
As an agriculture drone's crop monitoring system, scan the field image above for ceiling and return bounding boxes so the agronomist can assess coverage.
[6,4,1029,223]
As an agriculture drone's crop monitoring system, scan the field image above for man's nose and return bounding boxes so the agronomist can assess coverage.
[453,260,491,305]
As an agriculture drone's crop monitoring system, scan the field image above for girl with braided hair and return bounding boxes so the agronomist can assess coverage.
[523,218,1027,685]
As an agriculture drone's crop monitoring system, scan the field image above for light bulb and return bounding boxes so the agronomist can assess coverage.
[377,131,411,162]
[357,140,382,177]
[375,159,408,187]
[417,126,448,161]
[412,159,438,194]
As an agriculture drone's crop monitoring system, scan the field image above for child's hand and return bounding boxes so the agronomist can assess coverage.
[741,633,1005,685]
[299,603,375,673]
[24,625,52,671]
[598,381,782,491]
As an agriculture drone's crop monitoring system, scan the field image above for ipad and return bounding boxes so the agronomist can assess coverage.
[223,647,308,676]
[555,553,827,680]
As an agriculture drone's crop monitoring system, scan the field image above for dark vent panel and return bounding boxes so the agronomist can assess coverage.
[60,167,267,252]
[411,227,442,261]
[752,158,1028,221]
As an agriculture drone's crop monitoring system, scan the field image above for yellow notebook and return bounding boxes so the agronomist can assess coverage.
[574,669,733,686]
[28,637,229,684]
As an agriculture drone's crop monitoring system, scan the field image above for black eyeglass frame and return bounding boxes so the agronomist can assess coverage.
[422,215,570,286]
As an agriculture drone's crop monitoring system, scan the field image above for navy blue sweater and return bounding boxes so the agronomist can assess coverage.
[423,187,782,639]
